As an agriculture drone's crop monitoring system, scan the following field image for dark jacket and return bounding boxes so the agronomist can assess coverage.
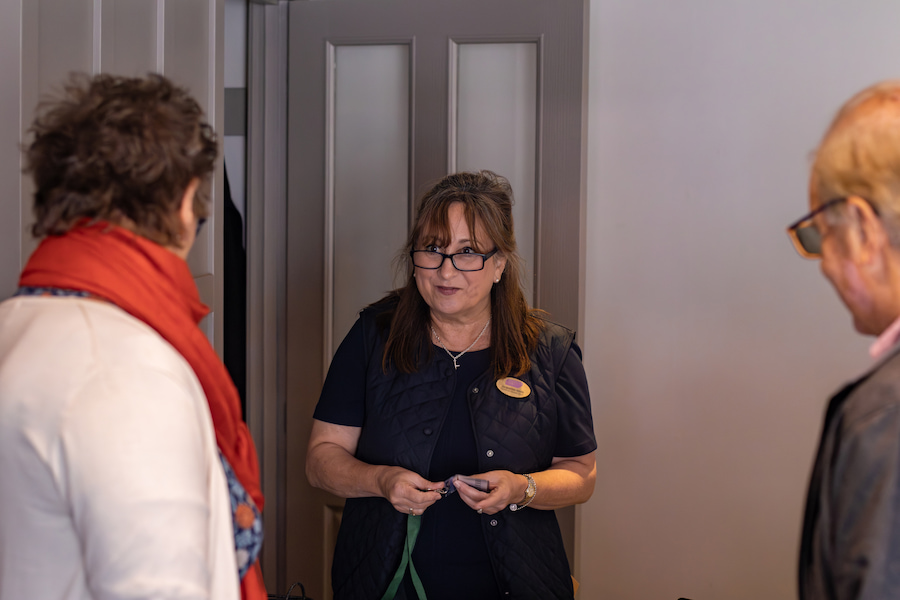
[331,303,588,599]
[799,348,900,599]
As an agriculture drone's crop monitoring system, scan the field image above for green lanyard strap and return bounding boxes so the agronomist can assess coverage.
[380,514,426,600]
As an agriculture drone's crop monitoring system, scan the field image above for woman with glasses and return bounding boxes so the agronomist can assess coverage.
[0,74,265,600]
[307,170,597,599]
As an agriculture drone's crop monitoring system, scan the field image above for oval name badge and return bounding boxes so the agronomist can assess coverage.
[496,377,531,399]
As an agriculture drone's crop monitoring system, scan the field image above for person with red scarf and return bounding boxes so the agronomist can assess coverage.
[0,73,265,600]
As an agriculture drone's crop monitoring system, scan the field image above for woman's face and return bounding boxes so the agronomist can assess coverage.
[414,202,506,325]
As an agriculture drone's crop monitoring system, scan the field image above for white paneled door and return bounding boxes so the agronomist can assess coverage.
[281,1,587,598]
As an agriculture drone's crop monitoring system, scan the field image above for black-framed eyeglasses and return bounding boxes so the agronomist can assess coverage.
[786,197,849,259]
[410,248,498,272]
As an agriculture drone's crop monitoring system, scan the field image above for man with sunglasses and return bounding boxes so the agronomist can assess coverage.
[788,81,900,600]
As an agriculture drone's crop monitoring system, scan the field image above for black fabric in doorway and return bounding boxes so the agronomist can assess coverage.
[223,165,247,417]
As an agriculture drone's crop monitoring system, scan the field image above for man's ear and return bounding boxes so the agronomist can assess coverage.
[847,196,888,265]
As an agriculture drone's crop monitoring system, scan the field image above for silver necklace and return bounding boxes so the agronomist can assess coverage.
[430,318,491,370]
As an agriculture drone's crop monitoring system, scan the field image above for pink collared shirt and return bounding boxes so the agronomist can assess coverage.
[870,314,900,359]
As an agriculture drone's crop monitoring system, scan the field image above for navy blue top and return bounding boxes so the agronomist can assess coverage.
[405,347,497,599]
[315,318,593,599]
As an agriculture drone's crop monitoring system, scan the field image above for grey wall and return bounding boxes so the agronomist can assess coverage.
[581,0,898,598]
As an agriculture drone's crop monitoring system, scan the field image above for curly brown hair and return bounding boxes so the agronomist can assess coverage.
[24,72,218,246]
[379,170,546,378]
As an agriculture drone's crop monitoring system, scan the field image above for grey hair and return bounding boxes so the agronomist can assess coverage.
[813,80,900,247]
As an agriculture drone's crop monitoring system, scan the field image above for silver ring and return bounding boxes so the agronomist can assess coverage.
[476,508,483,514]
[409,507,414,515]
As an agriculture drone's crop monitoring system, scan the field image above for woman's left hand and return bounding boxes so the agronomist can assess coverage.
[452,470,526,515]
[451,453,596,514]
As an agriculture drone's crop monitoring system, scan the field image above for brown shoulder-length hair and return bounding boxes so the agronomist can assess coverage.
[24,72,218,246]
[378,170,545,378]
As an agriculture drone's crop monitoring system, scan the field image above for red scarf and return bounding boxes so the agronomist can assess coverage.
[20,222,266,600]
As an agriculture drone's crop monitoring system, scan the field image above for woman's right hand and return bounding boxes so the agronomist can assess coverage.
[307,420,443,514]
[376,465,443,515]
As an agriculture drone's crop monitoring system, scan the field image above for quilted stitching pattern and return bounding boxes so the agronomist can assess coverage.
[332,304,577,599]
[333,498,407,597]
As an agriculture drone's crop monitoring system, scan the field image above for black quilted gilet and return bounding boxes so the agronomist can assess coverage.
[331,304,577,599]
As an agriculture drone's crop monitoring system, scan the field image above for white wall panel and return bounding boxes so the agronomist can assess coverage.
[165,0,212,114]
[455,42,537,301]
[329,44,410,353]
[38,0,93,91]
[101,0,160,76]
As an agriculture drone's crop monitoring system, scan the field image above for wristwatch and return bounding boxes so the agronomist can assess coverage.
[509,473,536,511]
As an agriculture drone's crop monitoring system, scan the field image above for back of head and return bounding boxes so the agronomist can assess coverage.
[24,72,218,246]
[813,81,900,244]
